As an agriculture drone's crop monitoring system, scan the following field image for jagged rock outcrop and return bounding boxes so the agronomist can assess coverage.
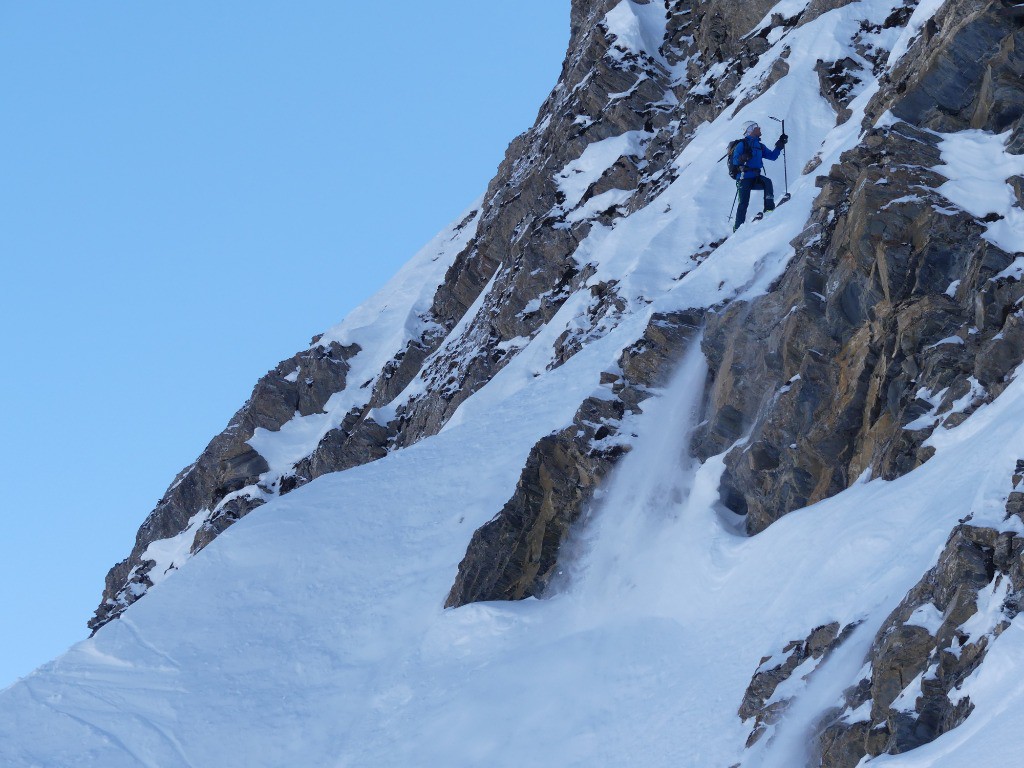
[739,621,860,748]
[445,0,906,608]
[90,341,359,630]
[384,0,687,439]
[446,309,704,607]
[815,511,1024,766]
[693,0,1024,533]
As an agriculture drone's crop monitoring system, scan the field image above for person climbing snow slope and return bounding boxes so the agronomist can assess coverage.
[731,121,787,231]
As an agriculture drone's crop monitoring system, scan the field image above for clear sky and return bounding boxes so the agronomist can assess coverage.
[0,2,569,689]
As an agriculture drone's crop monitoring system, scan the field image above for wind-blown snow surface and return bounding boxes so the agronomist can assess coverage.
[6,339,1024,767]
[5,0,1024,765]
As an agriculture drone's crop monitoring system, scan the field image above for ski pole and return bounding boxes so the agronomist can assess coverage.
[770,115,789,196]
[728,184,739,221]
[782,118,788,195]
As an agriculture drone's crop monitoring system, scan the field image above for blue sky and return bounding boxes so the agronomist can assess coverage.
[0,2,568,688]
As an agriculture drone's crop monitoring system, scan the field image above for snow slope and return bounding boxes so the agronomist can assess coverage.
[4,0,1024,765]
[5,324,1024,767]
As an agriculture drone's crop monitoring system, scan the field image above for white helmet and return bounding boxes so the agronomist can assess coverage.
[743,121,760,136]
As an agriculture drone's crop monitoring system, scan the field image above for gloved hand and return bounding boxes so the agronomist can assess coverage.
[775,133,788,148]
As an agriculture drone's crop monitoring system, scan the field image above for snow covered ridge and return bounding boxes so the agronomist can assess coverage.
[90,204,483,629]
[19,0,1023,765]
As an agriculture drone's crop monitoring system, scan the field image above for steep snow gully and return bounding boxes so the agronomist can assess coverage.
[5,0,1024,766]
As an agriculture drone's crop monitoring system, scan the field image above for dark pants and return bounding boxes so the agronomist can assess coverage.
[735,175,775,228]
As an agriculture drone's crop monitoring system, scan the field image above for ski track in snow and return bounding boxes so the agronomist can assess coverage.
[5,0,1024,765]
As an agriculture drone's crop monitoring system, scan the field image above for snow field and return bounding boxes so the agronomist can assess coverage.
[0,307,654,767]
[8,330,1024,766]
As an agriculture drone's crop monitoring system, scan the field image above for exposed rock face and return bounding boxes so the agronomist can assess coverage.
[445,0,887,606]
[446,310,704,607]
[815,519,1024,766]
[693,0,1024,534]
[446,1,1024,761]
[739,621,860,748]
[90,341,359,630]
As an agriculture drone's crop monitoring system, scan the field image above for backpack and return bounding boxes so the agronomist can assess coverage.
[725,138,744,179]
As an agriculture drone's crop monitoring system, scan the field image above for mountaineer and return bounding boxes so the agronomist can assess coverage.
[729,121,787,231]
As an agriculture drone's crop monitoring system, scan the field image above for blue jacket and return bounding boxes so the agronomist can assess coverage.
[731,135,783,180]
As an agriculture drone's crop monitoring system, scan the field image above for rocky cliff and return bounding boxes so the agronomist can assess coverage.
[88,1,1024,764]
